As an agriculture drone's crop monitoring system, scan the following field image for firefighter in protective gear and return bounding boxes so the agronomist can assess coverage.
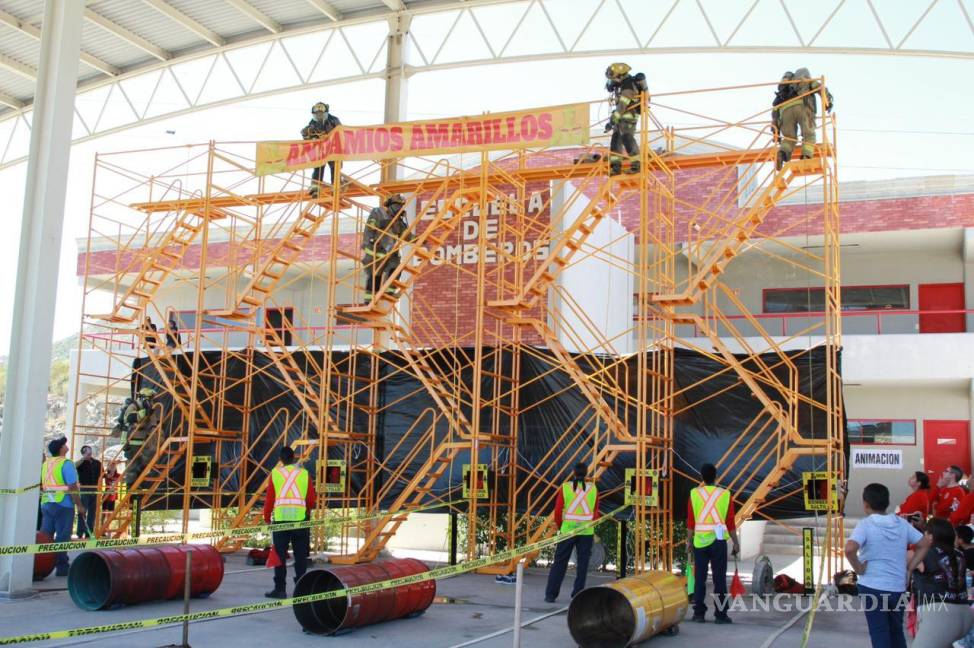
[361,194,413,303]
[122,387,159,487]
[544,462,600,602]
[772,68,832,169]
[687,463,740,624]
[40,436,85,576]
[604,62,648,176]
[301,101,341,197]
[263,446,316,598]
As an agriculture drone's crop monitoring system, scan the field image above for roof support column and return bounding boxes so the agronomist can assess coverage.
[381,12,411,183]
[0,0,83,597]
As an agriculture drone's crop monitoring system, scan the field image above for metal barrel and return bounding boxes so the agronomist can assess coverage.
[567,571,688,647]
[68,545,224,610]
[293,558,436,634]
[32,532,55,581]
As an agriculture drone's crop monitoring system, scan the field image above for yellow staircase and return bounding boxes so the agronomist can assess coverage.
[94,208,208,323]
[488,180,622,310]
[653,158,824,307]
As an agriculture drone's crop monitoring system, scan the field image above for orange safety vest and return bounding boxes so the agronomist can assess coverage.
[690,485,730,548]
[560,482,597,536]
[41,457,70,504]
[271,464,309,522]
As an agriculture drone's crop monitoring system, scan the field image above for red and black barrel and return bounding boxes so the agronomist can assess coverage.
[68,544,224,610]
[293,558,435,634]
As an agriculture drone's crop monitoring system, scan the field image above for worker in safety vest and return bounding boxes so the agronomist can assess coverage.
[263,445,316,599]
[544,462,600,603]
[40,436,86,576]
[687,463,740,624]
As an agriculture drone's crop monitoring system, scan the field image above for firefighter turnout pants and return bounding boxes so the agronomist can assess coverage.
[777,102,815,160]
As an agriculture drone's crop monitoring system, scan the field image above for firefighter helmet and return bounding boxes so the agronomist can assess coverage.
[311,101,329,114]
[605,62,631,81]
[384,193,406,208]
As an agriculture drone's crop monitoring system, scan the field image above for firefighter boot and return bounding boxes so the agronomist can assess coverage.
[627,160,641,174]
[609,160,622,176]
[775,150,787,171]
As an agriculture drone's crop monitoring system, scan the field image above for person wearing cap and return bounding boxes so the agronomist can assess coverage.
[41,437,85,576]
[544,462,600,603]
[361,194,413,303]
[75,445,101,539]
[263,446,316,599]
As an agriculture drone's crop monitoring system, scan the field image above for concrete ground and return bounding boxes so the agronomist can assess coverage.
[0,550,872,648]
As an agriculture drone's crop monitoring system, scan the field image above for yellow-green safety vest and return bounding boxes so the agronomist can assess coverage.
[559,482,597,536]
[271,464,309,522]
[41,457,69,505]
[690,485,730,548]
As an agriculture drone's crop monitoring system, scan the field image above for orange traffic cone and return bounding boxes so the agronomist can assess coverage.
[266,546,283,569]
[730,557,746,598]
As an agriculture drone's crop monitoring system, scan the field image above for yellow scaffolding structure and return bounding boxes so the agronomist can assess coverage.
[71,79,843,576]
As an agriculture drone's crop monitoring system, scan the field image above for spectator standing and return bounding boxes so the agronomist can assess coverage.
[845,483,922,648]
[102,461,120,514]
[908,519,972,647]
[934,466,966,519]
[40,437,86,576]
[897,471,931,529]
[75,445,101,538]
[263,446,316,598]
[165,314,181,348]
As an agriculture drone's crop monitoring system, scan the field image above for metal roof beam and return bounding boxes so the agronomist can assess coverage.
[380,0,407,10]
[305,0,343,21]
[140,0,225,47]
[0,7,118,76]
[0,52,35,79]
[224,0,282,34]
[0,92,23,109]
[84,9,171,61]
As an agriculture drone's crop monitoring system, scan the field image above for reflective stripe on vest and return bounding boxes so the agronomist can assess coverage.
[691,485,730,548]
[559,482,597,536]
[271,464,309,522]
[41,457,69,504]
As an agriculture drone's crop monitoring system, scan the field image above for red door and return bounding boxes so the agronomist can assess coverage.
[919,283,965,333]
[924,420,971,482]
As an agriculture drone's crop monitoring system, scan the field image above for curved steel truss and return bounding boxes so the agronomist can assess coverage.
[2,0,972,170]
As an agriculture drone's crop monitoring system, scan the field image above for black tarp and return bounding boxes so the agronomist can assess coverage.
[134,345,845,519]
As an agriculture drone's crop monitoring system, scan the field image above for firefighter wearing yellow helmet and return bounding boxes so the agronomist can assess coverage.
[361,194,414,303]
[604,63,648,175]
[300,101,342,197]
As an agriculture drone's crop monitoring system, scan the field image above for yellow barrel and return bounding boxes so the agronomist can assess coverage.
[567,571,687,647]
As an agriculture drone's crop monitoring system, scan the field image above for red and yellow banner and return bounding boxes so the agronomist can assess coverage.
[255,102,590,176]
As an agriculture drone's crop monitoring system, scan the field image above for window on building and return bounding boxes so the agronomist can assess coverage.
[847,419,916,445]
[763,285,910,313]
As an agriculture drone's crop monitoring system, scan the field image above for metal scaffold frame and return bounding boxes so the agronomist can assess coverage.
[71,78,843,577]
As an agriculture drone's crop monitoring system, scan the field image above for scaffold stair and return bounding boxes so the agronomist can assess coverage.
[93,209,208,324]
[653,158,823,306]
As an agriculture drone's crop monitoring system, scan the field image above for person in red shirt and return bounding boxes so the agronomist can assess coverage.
[950,489,974,526]
[933,465,966,520]
[262,446,316,599]
[544,463,600,603]
[897,471,931,526]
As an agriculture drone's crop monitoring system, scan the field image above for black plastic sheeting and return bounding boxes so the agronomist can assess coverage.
[135,346,845,520]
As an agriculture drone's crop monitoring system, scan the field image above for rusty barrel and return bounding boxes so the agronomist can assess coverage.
[293,558,435,634]
[567,571,687,647]
[32,532,55,581]
[68,544,224,610]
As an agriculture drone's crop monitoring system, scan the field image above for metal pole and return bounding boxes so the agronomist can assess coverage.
[512,560,524,648]
[618,519,628,578]
[181,548,192,647]
[134,495,142,538]
[449,512,458,566]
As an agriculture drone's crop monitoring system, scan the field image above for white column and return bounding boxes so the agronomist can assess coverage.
[0,0,83,597]
[381,12,411,183]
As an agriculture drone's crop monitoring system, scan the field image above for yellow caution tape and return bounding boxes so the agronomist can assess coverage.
[0,483,40,495]
[0,505,624,645]
[0,498,464,556]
